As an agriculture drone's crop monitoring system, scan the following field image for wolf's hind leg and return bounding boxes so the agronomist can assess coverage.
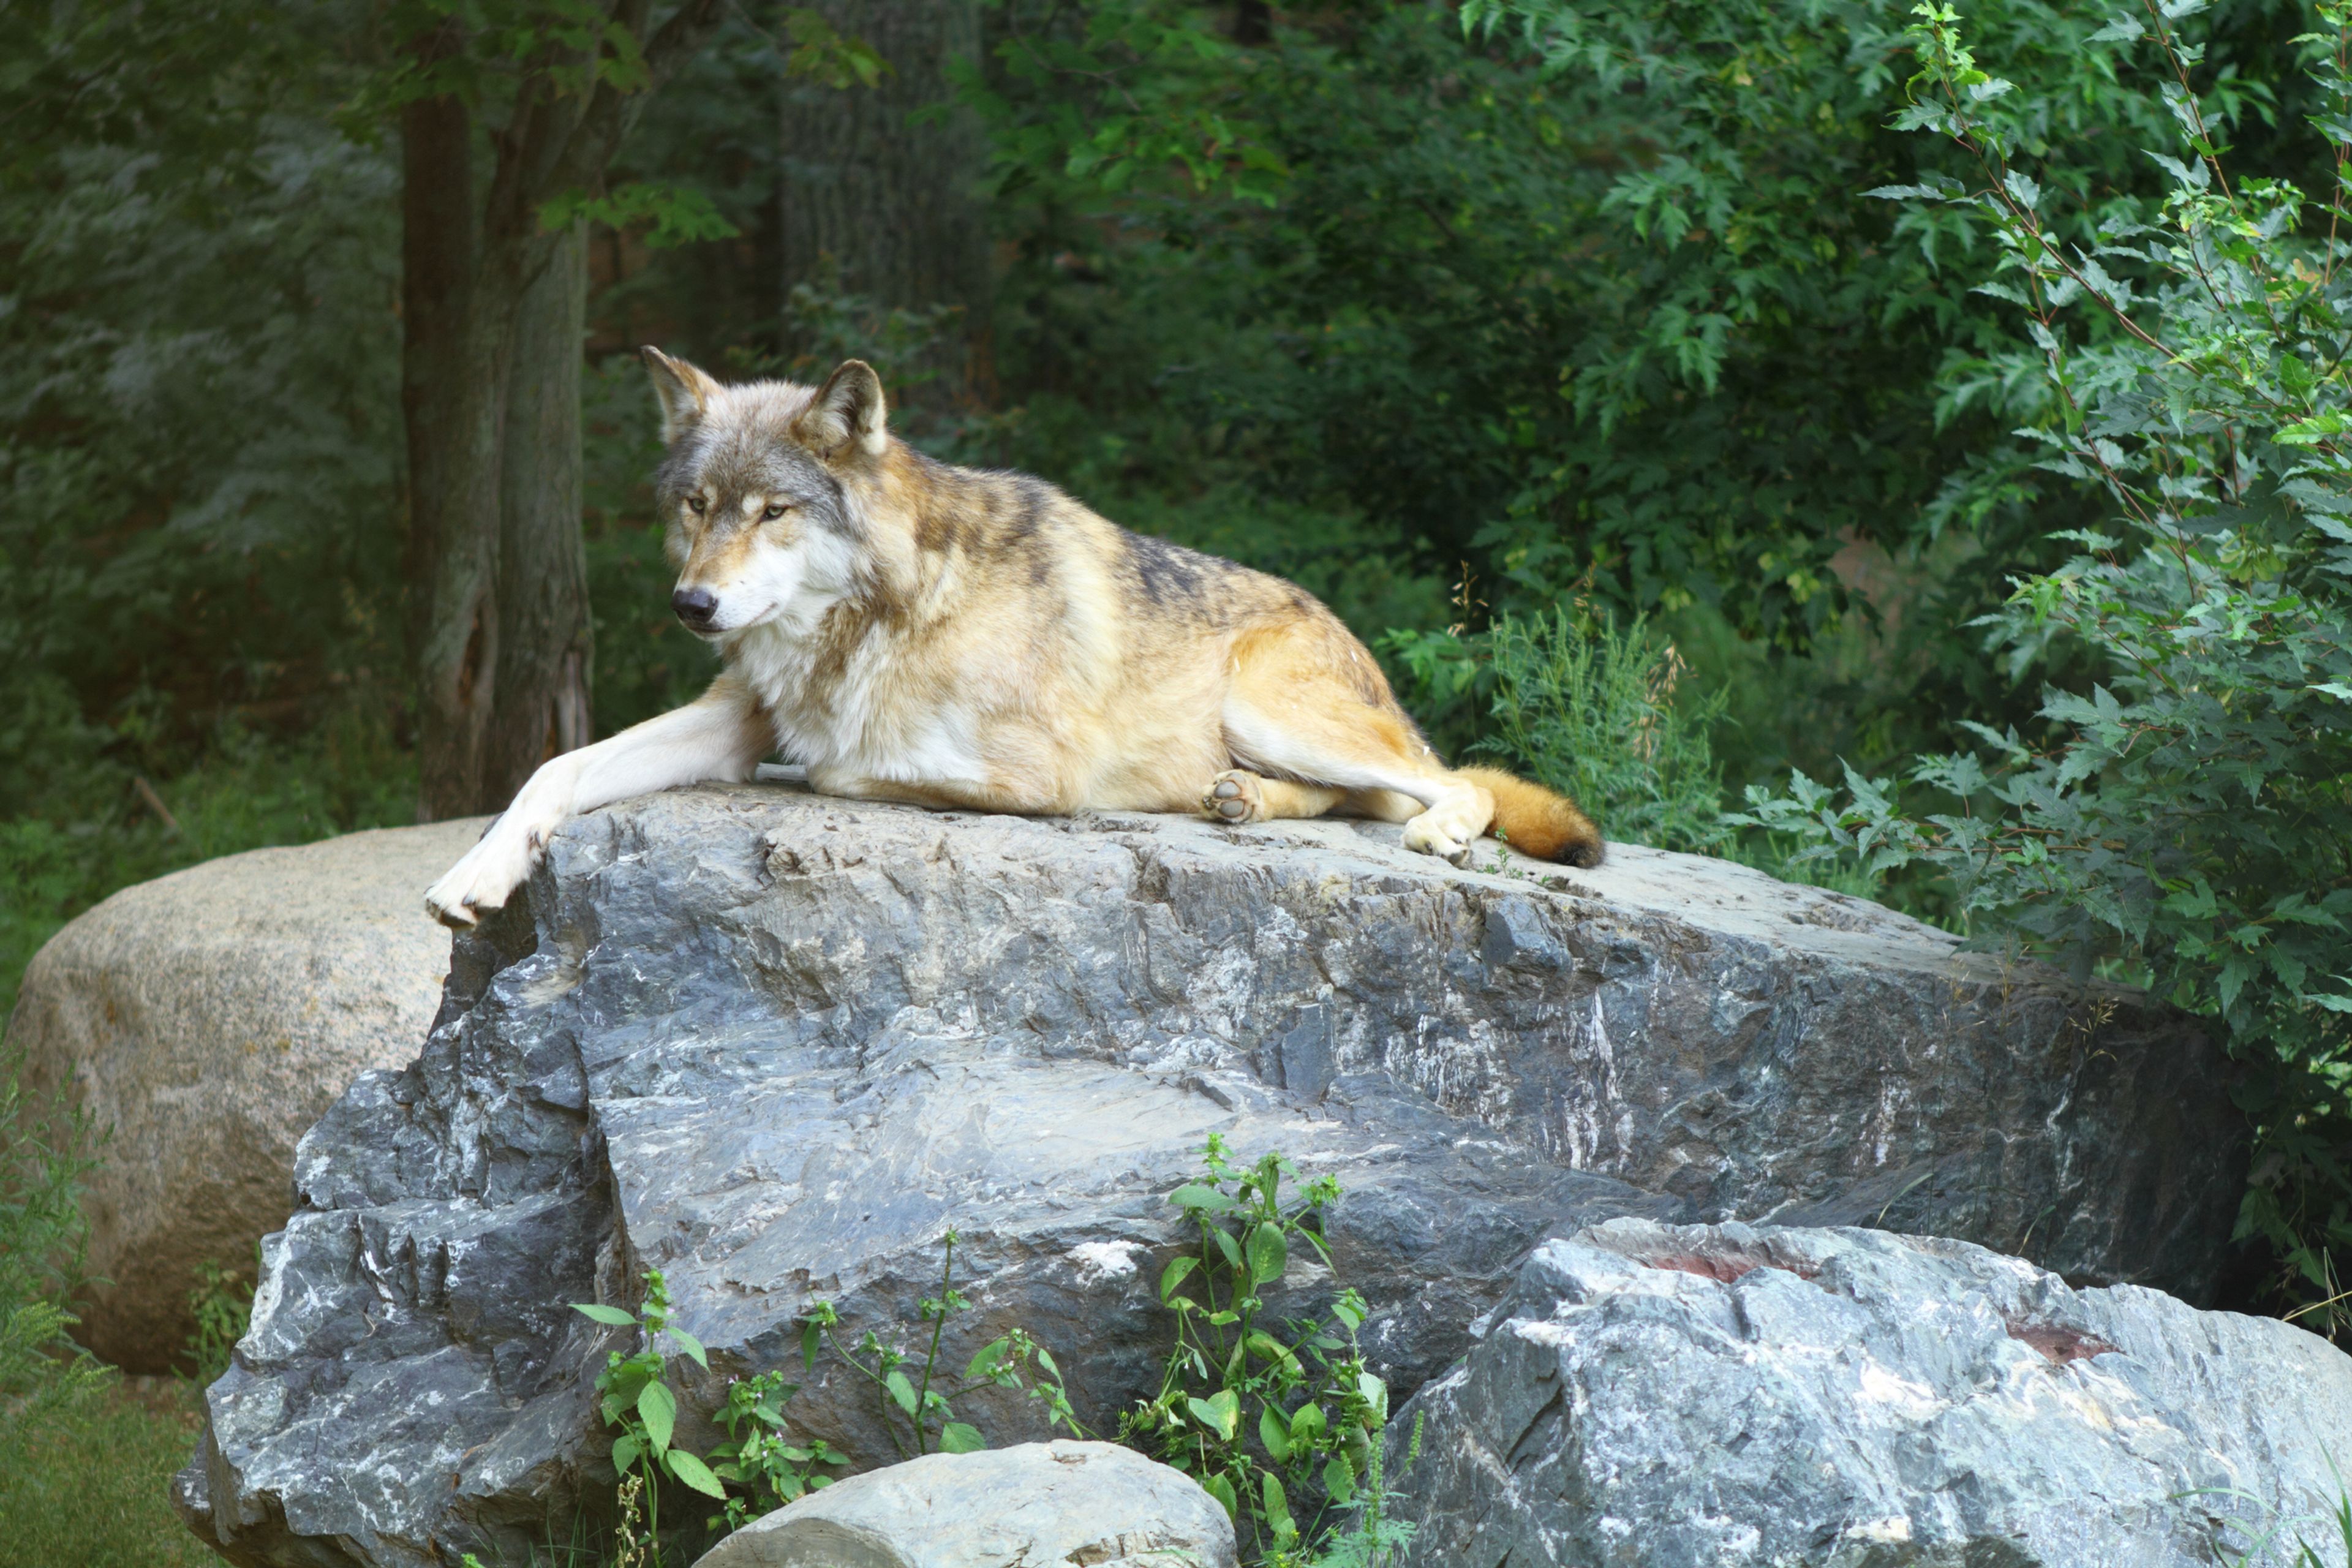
[1220,624,1493,865]
[1201,769,1345,824]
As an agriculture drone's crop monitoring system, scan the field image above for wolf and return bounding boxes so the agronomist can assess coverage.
[423,351,1602,928]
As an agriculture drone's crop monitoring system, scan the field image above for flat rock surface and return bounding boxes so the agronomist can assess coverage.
[174,785,2244,1566]
[1393,1219,2352,1568]
[6,817,486,1368]
[695,1441,1235,1568]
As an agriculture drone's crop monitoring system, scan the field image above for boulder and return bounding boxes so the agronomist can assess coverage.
[173,784,2243,1566]
[6,818,486,1371]
[1392,1219,2352,1568]
[695,1441,1235,1568]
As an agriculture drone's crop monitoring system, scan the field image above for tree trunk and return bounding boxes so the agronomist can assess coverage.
[401,2,723,820]
[485,224,594,804]
[778,0,990,330]
[402,89,510,821]
[405,123,598,818]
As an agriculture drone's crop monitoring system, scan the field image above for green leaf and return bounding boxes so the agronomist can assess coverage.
[802,1319,822,1372]
[1289,1403,1327,1442]
[1202,1471,1239,1522]
[572,1303,638,1327]
[1324,1452,1357,1503]
[637,1380,677,1453]
[940,1422,987,1453]
[965,1336,1010,1381]
[1213,1228,1243,1270]
[1246,1223,1288,1286]
[611,1432,644,1474]
[1357,1371,1389,1423]
[887,1370,919,1417]
[668,1324,709,1370]
[1187,1389,1241,1441]
[1170,1183,1236,1213]
[1262,1472,1297,1542]
[1259,1405,1292,1463]
[665,1447,728,1499]
[1159,1254,1200,1302]
[537,181,740,248]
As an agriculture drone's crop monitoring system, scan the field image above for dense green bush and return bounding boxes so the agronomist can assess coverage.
[1736,1,2352,1327]
[1387,608,1734,855]
[962,0,2316,785]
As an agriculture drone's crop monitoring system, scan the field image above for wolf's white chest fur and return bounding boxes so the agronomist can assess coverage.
[729,613,985,786]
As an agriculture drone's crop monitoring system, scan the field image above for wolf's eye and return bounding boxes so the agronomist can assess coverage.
[762,502,788,521]
[687,495,707,514]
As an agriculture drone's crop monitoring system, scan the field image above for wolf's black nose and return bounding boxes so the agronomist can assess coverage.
[672,587,718,628]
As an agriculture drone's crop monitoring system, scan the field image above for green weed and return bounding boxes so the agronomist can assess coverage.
[182,1256,255,1386]
[799,1227,1084,1464]
[1118,1137,1389,1562]
[1388,606,1732,856]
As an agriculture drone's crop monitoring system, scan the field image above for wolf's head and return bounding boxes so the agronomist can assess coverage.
[641,347,891,637]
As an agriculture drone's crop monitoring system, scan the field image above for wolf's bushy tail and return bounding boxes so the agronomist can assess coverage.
[1458,765,1605,868]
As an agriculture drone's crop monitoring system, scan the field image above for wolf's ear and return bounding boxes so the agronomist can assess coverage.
[794,360,889,462]
[642,347,721,444]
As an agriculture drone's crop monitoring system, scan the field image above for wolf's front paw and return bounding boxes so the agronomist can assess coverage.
[1202,770,1265,824]
[422,820,542,930]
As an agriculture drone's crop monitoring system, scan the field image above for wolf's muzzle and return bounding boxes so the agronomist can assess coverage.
[672,587,719,631]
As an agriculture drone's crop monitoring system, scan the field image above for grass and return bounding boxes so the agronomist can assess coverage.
[0,1375,213,1567]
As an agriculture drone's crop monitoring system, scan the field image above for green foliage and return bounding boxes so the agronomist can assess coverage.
[540,183,739,247]
[574,1270,726,1566]
[961,0,1291,208]
[183,1256,257,1386]
[775,6,891,89]
[1,1046,100,1412]
[1735,1,2352,1328]
[1271,1411,1421,1568]
[0,1050,206,1567]
[1388,606,1733,854]
[1118,1137,1387,1563]
[706,1369,849,1531]
[799,1228,1084,1461]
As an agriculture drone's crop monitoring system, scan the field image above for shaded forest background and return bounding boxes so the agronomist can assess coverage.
[4,0,2349,1323]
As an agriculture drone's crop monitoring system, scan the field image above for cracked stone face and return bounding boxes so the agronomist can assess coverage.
[174,785,2245,1567]
[1392,1219,2352,1568]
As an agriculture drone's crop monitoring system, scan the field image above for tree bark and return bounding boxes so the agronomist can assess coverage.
[401,1,723,820]
[402,88,509,821]
[778,0,990,329]
[484,224,594,802]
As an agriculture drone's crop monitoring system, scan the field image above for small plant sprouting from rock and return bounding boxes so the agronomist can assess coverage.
[572,1270,728,1566]
[1120,1136,1392,1561]
[1278,1410,1421,1568]
[704,1368,851,1531]
[799,1226,1085,1460]
[183,1255,254,1385]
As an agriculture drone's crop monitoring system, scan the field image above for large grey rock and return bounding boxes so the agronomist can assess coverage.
[1393,1219,2352,1568]
[695,1441,1235,1568]
[173,784,2242,1566]
[4,818,488,1370]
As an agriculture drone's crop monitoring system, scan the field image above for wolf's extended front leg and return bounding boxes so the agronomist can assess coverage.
[423,674,771,929]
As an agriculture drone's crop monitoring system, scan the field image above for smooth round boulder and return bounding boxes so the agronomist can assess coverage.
[695,1441,1238,1568]
[4,818,483,1370]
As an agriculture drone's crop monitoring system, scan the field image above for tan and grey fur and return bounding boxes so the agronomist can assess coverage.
[424,352,1601,927]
